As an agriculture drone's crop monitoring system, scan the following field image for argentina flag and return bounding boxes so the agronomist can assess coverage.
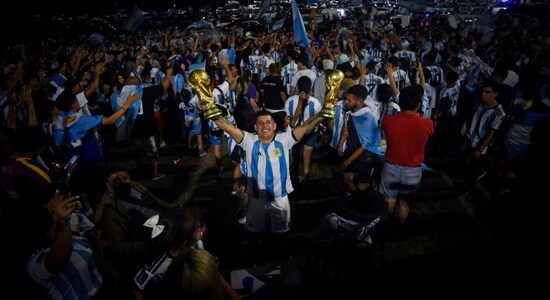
[254,0,270,20]
[113,85,143,141]
[122,5,146,32]
[188,61,206,73]
[272,16,286,32]
[292,0,310,49]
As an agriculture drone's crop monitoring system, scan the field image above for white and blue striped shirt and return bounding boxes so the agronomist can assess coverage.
[284,95,322,127]
[359,73,386,103]
[28,235,102,299]
[330,100,347,152]
[239,130,299,201]
[281,61,298,95]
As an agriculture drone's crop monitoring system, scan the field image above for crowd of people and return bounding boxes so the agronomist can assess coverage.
[1,4,550,299]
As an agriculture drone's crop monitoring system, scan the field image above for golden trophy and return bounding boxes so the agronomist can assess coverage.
[320,69,345,118]
[188,69,222,119]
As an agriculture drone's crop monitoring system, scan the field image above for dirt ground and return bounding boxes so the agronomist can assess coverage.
[105,134,548,298]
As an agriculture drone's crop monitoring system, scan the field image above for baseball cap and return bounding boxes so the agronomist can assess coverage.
[336,54,349,65]
[323,59,334,70]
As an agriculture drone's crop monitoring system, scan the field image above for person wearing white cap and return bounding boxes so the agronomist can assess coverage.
[313,59,335,106]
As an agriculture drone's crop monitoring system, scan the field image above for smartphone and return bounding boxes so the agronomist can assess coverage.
[65,155,79,169]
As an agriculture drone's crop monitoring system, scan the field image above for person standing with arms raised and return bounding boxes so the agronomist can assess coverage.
[188,68,344,261]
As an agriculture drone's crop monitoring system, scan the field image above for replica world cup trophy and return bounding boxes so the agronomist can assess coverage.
[189,69,222,119]
[320,69,345,118]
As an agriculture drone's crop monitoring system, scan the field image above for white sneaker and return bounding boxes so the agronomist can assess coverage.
[476,169,488,183]
[238,216,247,225]
[151,173,166,181]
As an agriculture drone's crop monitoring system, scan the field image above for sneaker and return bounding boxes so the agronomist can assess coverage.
[356,226,373,245]
[151,173,166,181]
[238,216,247,225]
[159,141,167,148]
[476,169,488,183]
[199,150,208,157]
[455,187,470,199]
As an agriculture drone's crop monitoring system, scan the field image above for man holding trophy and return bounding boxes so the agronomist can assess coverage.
[188,67,344,260]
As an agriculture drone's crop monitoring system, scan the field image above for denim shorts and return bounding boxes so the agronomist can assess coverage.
[379,160,422,200]
[301,130,319,147]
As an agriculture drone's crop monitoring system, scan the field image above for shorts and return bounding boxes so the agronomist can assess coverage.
[245,195,290,233]
[343,152,381,184]
[209,129,223,146]
[131,136,159,160]
[301,130,319,147]
[379,160,422,200]
[185,117,202,136]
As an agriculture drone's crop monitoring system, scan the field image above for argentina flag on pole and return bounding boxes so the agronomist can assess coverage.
[122,5,146,32]
[292,0,310,49]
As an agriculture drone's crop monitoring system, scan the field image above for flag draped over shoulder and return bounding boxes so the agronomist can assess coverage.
[272,16,286,31]
[254,0,270,20]
[349,107,382,156]
[122,5,146,33]
[292,0,310,49]
[112,85,143,141]
[398,0,428,12]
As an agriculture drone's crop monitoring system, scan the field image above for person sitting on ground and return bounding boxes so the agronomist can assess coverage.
[145,249,238,300]
[133,207,239,300]
[94,166,179,299]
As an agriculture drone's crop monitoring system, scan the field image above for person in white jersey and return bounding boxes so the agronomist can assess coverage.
[212,109,326,261]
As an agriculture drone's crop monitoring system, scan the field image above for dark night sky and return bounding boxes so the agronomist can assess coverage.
[3,0,222,40]
[9,0,224,16]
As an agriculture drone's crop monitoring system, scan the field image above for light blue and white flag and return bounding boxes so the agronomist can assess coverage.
[292,0,310,49]
[112,85,143,141]
[188,61,206,73]
[254,0,270,20]
[86,33,105,43]
[272,16,286,32]
[122,5,146,33]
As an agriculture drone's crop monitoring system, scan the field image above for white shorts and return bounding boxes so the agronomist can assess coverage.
[245,195,291,233]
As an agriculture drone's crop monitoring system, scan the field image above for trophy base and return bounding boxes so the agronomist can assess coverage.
[204,106,223,120]
[320,107,335,119]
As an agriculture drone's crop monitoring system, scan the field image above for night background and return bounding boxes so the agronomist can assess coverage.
[2,0,226,45]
